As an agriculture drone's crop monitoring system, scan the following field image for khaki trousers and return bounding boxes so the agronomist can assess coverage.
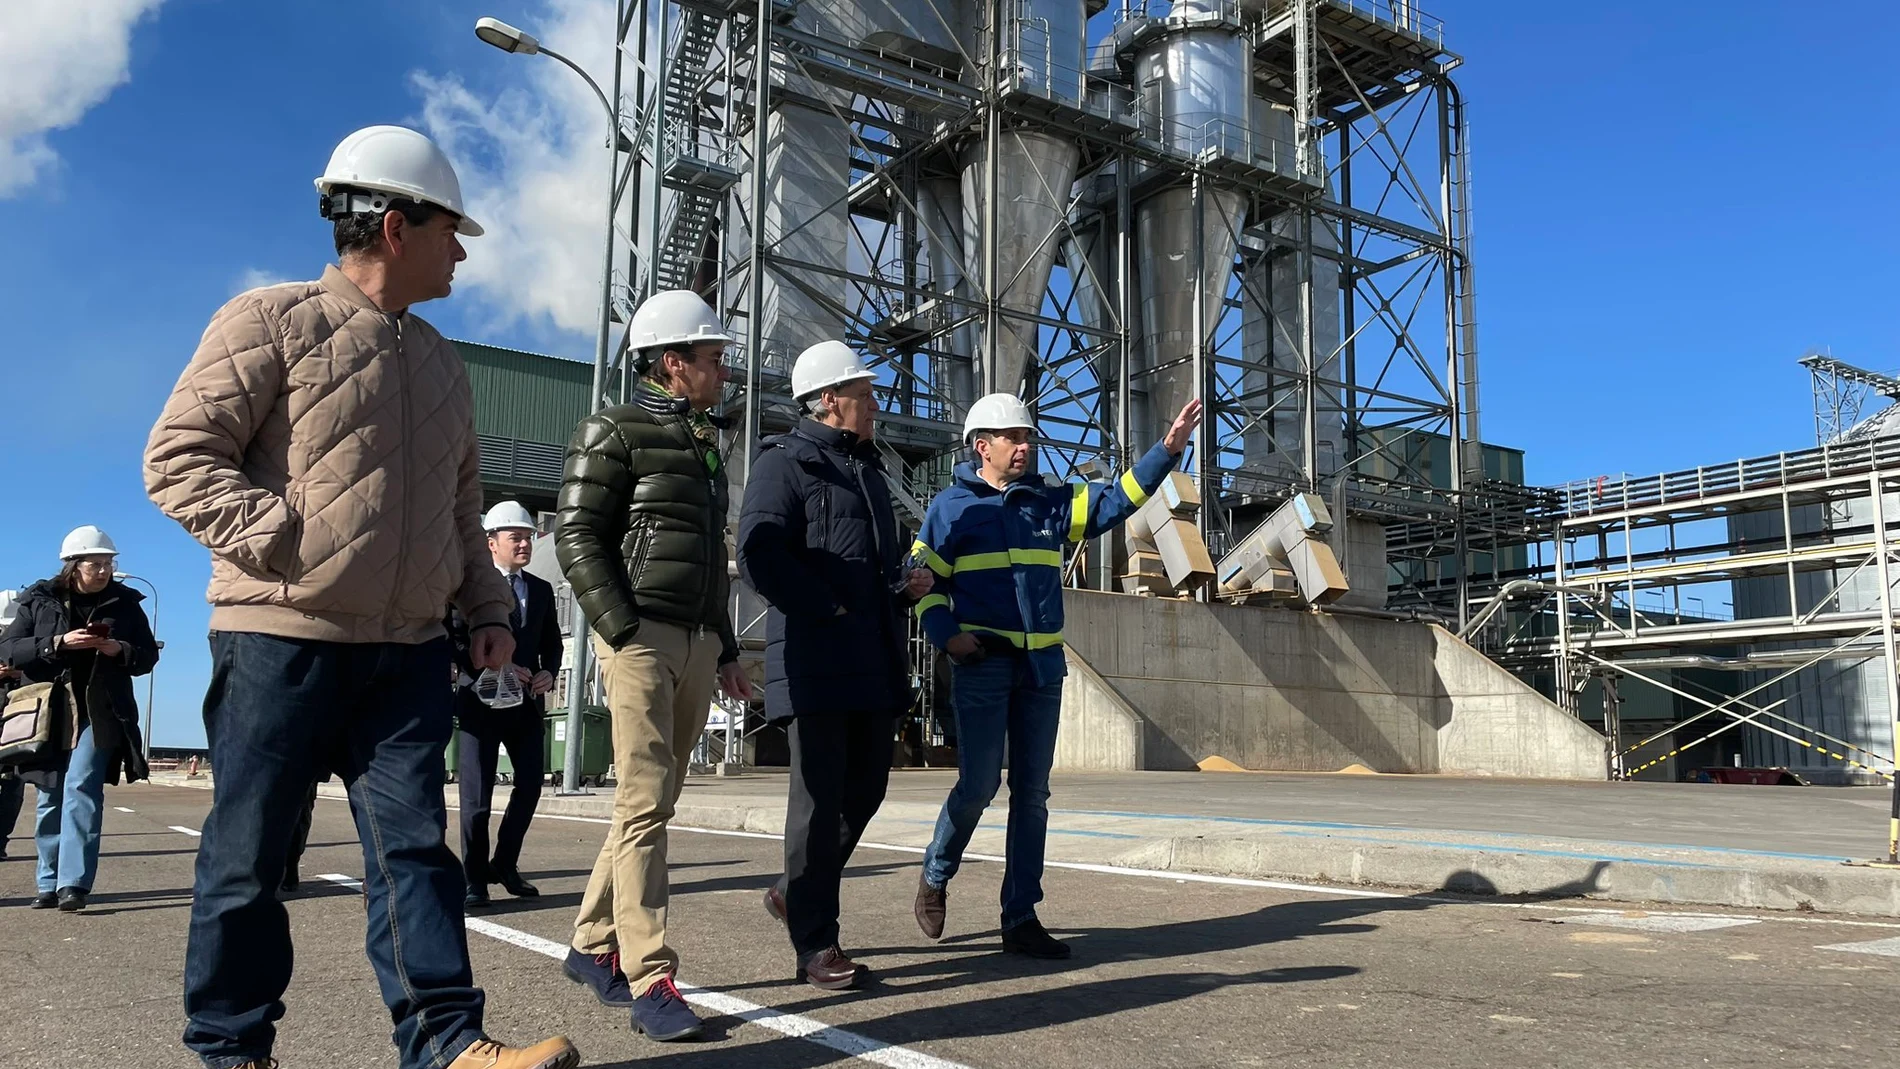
[570,620,718,990]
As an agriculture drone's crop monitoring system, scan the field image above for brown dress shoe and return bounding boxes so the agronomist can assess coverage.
[447,1036,581,1069]
[764,884,787,923]
[914,874,946,940]
[801,945,863,991]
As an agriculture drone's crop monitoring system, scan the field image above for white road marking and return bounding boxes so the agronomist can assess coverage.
[113,806,135,813]
[546,817,1398,901]
[169,825,201,837]
[315,874,976,1069]
[1561,913,1758,935]
[184,781,1900,932]
[1815,936,1900,958]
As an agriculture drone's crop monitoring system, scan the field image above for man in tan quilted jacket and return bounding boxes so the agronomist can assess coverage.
[144,126,579,1069]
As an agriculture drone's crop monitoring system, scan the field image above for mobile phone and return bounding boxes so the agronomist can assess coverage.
[83,621,111,638]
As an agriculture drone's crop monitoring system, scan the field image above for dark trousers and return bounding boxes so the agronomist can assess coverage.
[283,778,320,882]
[455,700,546,886]
[0,773,22,857]
[780,708,895,963]
[183,632,482,1069]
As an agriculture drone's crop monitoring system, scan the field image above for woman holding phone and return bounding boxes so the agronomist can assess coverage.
[0,526,158,910]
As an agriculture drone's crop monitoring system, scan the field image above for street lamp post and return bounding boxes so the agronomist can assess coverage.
[476,15,626,794]
[115,573,162,762]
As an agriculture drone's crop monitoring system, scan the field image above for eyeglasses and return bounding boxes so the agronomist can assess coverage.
[73,558,117,570]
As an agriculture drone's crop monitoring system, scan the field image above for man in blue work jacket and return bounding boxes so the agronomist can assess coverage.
[910,391,1202,958]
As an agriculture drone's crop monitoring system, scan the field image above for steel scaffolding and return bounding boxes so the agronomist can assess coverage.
[573,0,1525,631]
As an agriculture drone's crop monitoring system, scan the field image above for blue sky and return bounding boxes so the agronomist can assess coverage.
[1,0,1893,747]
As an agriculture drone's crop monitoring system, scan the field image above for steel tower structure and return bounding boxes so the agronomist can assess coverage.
[585,0,1523,628]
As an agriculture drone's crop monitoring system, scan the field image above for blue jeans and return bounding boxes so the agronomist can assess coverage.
[34,722,110,892]
[922,654,1063,929]
[182,632,482,1069]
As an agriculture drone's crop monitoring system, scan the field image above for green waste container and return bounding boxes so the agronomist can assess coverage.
[545,705,612,787]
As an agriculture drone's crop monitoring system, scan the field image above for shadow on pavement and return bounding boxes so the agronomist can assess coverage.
[686,863,1613,1058]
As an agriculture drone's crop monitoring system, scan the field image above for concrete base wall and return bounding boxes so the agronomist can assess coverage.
[1054,590,1606,779]
[1432,627,1608,779]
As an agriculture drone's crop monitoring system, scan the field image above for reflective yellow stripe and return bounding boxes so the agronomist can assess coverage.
[952,548,1063,573]
[914,594,951,619]
[911,539,952,578]
[958,624,1064,650]
[1011,548,1063,568]
[1068,483,1089,542]
[1120,470,1151,508]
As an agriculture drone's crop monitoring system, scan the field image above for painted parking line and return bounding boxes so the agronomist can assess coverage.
[169,825,202,837]
[1816,936,1900,957]
[1559,913,1758,934]
[316,874,976,1069]
[113,806,135,813]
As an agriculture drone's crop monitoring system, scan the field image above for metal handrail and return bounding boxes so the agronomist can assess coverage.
[1554,434,1900,519]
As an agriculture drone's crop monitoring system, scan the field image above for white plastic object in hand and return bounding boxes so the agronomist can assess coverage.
[474,666,524,709]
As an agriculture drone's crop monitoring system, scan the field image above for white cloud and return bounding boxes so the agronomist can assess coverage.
[414,0,621,341]
[0,0,166,197]
[233,267,290,295]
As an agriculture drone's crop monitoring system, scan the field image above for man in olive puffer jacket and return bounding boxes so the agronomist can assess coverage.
[554,288,753,1043]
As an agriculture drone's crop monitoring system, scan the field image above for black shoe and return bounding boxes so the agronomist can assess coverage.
[464,885,491,909]
[494,867,539,898]
[1001,917,1070,959]
[29,891,57,909]
[563,947,634,1007]
[630,975,703,1042]
[56,887,87,913]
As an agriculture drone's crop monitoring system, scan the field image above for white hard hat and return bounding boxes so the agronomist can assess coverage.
[627,290,735,355]
[963,393,1036,444]
[315,125,483,237]
[482,501,536,533]
[59,526,118,561]
[0,589,17,627]
[791,341,875,399]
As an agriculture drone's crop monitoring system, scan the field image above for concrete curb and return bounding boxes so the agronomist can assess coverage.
[143,773,1900,917]
[1114,835,1900,916]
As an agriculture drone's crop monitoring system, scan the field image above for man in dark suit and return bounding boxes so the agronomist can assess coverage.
[451,501,564,908]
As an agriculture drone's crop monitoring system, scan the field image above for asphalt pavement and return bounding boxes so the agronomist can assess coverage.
[3,783,1896,1068]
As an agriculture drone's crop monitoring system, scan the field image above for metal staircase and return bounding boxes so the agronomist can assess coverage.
[655,6,741,293]
[872,437,930,528]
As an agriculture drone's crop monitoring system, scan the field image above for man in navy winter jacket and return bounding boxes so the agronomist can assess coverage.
[737,341,933,991]
[909,391,1202,958]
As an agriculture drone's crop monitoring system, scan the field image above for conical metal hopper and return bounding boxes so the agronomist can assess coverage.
[1135,185,1246,439]
[961,129,1082,397]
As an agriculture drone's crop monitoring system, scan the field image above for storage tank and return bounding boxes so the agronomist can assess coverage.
[1131,0,1251,442]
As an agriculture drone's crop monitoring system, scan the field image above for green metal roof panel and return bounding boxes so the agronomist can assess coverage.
[453,339,590,447]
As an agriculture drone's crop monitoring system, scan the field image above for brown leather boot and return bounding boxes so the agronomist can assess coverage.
[801,945,864,991]
[447,1036,581,1069]
[914,874,946,940]
[764,884,787,923]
